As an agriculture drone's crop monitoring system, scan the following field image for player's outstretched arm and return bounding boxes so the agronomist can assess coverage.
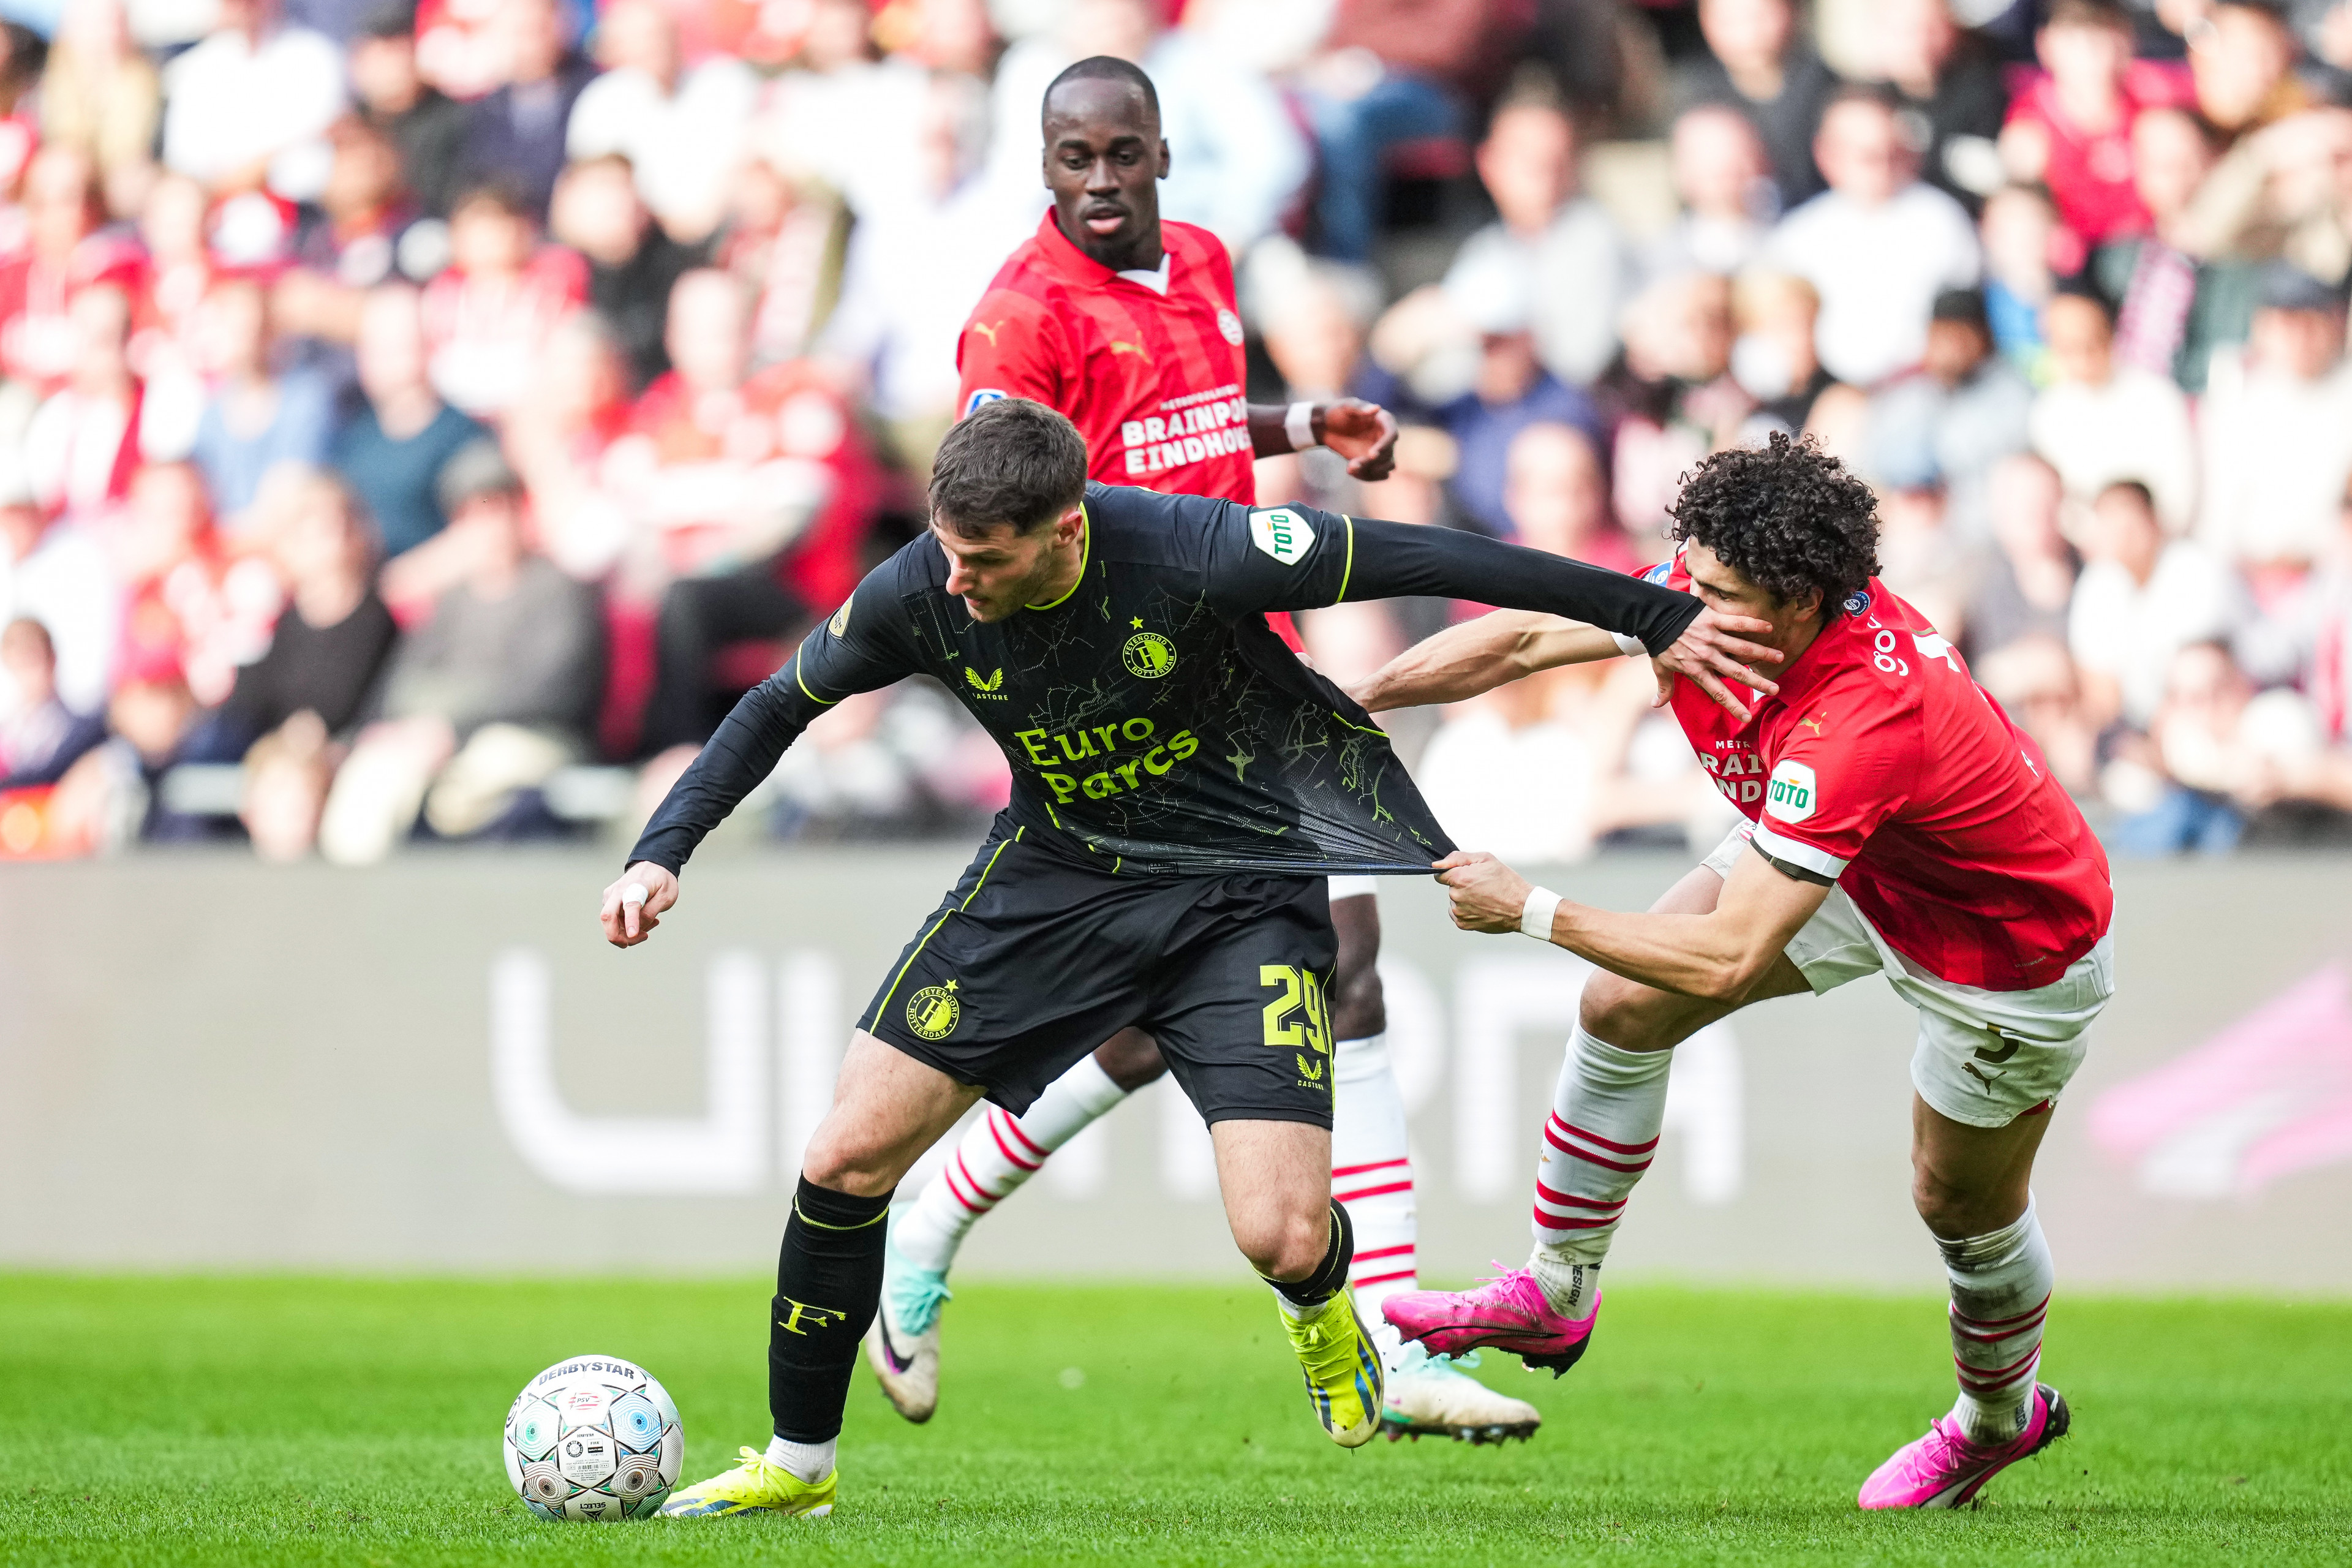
[1351,611,1622,712]
[1228,511,1781,717]
[1248,398,1401,480]
[1434,846,1828,1001]
[600,862,680,948]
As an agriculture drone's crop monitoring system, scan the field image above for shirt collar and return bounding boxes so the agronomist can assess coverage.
[1031,206,1172,293]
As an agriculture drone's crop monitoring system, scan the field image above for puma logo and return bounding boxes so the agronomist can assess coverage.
[1107,339,1150,363]
[969,319,1004,346]
[1798,711,1828,736]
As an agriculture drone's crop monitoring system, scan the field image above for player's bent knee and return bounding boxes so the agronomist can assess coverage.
[798,1122,902,1199]
[1231,1203,1329,1281]
[1578,970,1682,1051]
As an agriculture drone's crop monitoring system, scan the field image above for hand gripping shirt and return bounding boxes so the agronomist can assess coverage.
[1657,557,2113,991]
[633,483,1705,879]
[957,211,1255,502]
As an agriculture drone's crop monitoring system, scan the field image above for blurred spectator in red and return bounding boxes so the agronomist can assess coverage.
[129,173,214,437]
[2197,263,2352,589]
[2092,106,2256,394]
[616,268,880,754]
[2189,0,2312,141]
[349,2,470,221]
[190,276,339,527]
[109,462,282,709]
[0,473,115,713]
[1861,286,2032,536]
[1673,0,1841,211]
[1499,420,1638,573]
[2029,289,2198,530]
[1964,453,2079,664]
[456,0,595,219]
[1646,104,1777,282]
[548,154,701,392]
[23,282,152,520]
[1869,0,2008,214]
[331,282,491,573]
[0,617,105,788]
[160,0,345,203]
[420,181,588,419]
[1295,0,1523,264]
[565,0,756,246]
[0,146,142,398]
[1729,270,1833,434]
[317,442,601,862]
[1376,90,1634,396]
[41,0,162,217]
[1980,183,2063,378]
[713,155,846,368]
[1765,87,1982,388]
[1999,0,2192,251]
[2070,478,2239,731]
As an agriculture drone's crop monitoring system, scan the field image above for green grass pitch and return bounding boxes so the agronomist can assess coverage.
[6,1274,2348,1566]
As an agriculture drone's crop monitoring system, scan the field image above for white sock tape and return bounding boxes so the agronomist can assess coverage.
[1520,886,1562,941]
[1284,401,1317,452]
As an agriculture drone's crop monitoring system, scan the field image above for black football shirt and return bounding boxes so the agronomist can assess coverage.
[632,483,1702,878]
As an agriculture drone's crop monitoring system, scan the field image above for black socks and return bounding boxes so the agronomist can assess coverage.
[1265,1200,1355,1307]
[769,1176,892,1442]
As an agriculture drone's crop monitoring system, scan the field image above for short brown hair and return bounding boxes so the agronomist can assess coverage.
[929,398,1089,537]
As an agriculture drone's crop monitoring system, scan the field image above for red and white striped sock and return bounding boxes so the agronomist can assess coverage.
[1332,1033,1417,1329]
[891,1055,1131,1276]
[1939,1200,2052,1444]
[1526,1026,1672,1314]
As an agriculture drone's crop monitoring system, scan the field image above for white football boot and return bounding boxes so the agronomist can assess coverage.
[863,1236,948,1422]
[1378,1330,1543,1444]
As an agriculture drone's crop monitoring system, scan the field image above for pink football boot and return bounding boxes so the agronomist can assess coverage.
[1381,1268,1600,1376]
[1856,1383,2071,1509]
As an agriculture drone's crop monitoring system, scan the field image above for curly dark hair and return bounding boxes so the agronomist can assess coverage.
[1666,432,1881,611]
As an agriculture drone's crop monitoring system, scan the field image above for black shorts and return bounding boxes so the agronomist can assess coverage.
[856,828,1340,1126]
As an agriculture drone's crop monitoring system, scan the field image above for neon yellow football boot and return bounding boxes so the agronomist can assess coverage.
[1281,1290,1385,1449]
[658,1447,836,1520]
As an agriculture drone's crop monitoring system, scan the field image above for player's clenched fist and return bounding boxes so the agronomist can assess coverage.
[600,862,680,948]
[1433,851,1533,935]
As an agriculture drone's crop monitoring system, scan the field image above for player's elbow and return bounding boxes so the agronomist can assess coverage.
[1694,946,1776,1003]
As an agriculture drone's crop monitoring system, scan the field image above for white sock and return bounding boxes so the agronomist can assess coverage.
[1331,1032,1417,1347]
[763,1434,835,1483]
[1526,1025,1672,1314]
[891,1054,1131,1276]
[1940,1199,2052,1444]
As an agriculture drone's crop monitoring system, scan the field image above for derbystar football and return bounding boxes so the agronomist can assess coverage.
[503,1354,682,1521]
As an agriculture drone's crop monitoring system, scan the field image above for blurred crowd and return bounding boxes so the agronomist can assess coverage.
[2,0,2351,864]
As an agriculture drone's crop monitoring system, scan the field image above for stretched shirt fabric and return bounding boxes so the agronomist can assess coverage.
[633,482,1704,879]
[1654,555,2112,991]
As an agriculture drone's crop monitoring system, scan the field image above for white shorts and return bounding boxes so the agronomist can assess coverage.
[1326,875,1379,903]
[1702,826,2113,1128]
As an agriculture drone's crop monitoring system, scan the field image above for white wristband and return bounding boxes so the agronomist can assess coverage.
[1519,885,1562,941]
[1612,631,1648,657]
[1284,401,1317,452]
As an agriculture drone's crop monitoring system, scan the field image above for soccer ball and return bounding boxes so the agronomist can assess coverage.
[503,1354,682,1521]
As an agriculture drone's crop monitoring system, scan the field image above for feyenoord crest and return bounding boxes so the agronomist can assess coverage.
[907,981,962,1040]
[1122,631,1178,678]
[1216,308,1245,345]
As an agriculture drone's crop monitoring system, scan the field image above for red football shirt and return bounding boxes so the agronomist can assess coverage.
[1659,557,2113,991]
[956,209,1255,503]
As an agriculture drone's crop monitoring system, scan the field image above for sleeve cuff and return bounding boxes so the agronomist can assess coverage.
[1749,821,1848,883]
